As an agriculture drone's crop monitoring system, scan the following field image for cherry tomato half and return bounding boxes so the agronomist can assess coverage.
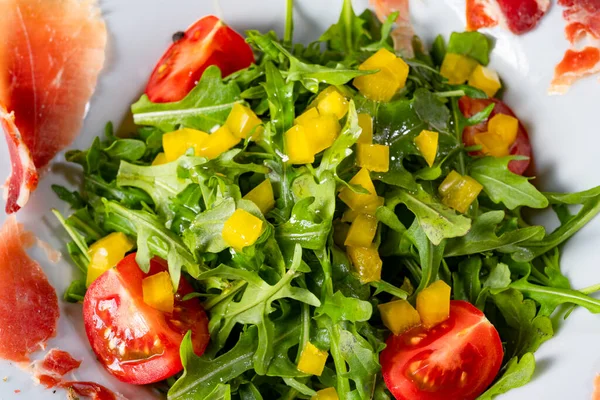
[83,253,209,384]
[459,96,532,175]
[381,300,503,400]
[145,15,254,103]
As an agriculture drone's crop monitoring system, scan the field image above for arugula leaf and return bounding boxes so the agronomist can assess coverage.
[407,221,446,296]
[132,66,241,132]
[183,198,236,254]
[477,353,536,400]
[52,185,85,209]
[316,291,373,323]
[338,326,381,399]
[447,31,491,65]
[413,88,450,132]
[263,61,295,136]
[104,139,146,161]
[453,257,482,304]
[319,0,368,57]
[484,263,511,289]
[276,197,332,250]
[470,157,548,210]
[63,280,87,303]
[387,186,471,245]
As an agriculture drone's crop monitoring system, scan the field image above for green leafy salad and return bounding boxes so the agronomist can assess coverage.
[53,1,600,399]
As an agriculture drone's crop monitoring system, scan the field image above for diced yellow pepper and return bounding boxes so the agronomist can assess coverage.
[416,280,451,328]
[414,130,439,167]
[297,342,328,376]
[440,53,479,85]
[378,299,421,335]
[354,49,409,102]
[488,114,518,145]
[285,125,315,164]
[197,126,241,159]
[87,232,135,287]
[342,196,384,222]
[474,132,510,157]
[312,387,339,400]
[356,144,390,172]
[439,171,483,213]
[142,271,174,313]
[333,220,351,248]
[162,128,209,162]
[225,103,263,139]
[222,209,264,251]
[468,65,502,97]
[295,107,320,125]
[345,213,378,247]
[338,168,378,210]
[317,89,349,119]
[303,114,341,153]
[243,179,275,215]
[438,170,463,197]
[152,152,168,166]
[347,245,382,283]
[357,113,374,144]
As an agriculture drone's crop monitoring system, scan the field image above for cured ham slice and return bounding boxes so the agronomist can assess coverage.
[0,216,59,361]
[550,47,600,94]
[466,0,550,34]
[370,0,415,57]
[60,382,128,400]
[560,0,600,43]
[0,0,107,213]
[33,349,81,388]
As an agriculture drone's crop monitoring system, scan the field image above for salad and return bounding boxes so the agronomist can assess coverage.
[53,1,600,399]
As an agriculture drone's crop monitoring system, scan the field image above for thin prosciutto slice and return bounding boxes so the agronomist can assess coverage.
[0,216,59,362]
[466,0,550,34]
[370,0,415,57]
[551,0,600,93]
[33,349,82,388]
[0,0,107,213]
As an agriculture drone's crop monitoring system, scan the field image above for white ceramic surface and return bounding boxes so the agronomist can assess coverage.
[1,0,600,398]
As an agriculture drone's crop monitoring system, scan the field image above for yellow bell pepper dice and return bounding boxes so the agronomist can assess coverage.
[414,130,439,167]
[416,280,451,329]
[162,128,209,162]
[440,53,479,85]
[295,107,320,125]
[378,299,421,335]
[342,196,384,222]
[333,220,351,248]
[345,213,378,248]
[312,388,339,400]
[357,113,374,144]
[356,144,390,172]
[222,209,264,251]
[87,232,135,287]
[197,126,241,160]
[488,114,518,145]
[347,245,382,283]
[474,132,510,157]
[285,125,315,164]
[152,152,168,166]
[338,168,377,210]
[468,65,502,98]
[303,114,341,153]
[142,271,174,314]
[243,179,275,215]
[317,89,349,119]
[438,170,463,197]
[354,49,409,102]
[297,342,328,376]
[225,103,262,139]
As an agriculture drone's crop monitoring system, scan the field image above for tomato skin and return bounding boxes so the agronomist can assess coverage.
[381,301,503,400]
[459,96,532,175]
[83,253,209,385]
[145,15,254,103]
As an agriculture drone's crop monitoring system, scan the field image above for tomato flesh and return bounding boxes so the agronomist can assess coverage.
[381,300,503,400]
[83,253,209,384]
[145,15,254,103]
[459,96,532,175]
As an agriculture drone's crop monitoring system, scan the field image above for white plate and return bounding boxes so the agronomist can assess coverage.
[1,0,600,398]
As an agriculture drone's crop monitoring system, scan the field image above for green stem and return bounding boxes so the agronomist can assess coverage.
[284,0,294,47]
[450,98,466,175]
[329,324,351,396]
[202,280,246,310]
[580,282,600,295]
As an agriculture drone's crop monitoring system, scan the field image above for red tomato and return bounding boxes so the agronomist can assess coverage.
[145,15,254,103]
[459,96,532,175]
[381,301,503,400]
[83,253,209,384]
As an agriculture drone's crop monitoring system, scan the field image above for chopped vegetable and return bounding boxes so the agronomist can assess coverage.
[162,128,209,161]
[347,245,382,283]
[356,143,390,172]
[317,88,349,119]
[474,132,510,157]
[303,114,341,153]
[86,232,134,287]
[222,209,263,251]
[414,129,439,167]
[439,170,483,213]
[488,113,519,144]
[297,342,328,376]
[345,213,378,247]
[225,103,263,139]
[312,387,339,400]
[416,280,451,328]
[353,49,409,101]
[440,53,479,84]
[357,113,374,144]
[152,152,168,166]
[468,65,502,97]
[197,125,240,159]
[243,179,275,214]
[295,107,320,125]
[338,168,377,209]
[142,271,174,313]
[285,125,315,164]
[379,299,421,335]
